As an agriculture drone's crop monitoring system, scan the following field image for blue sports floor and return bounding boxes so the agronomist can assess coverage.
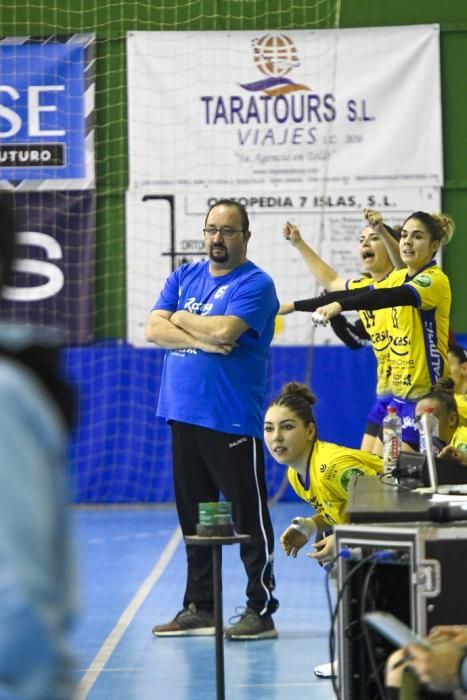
[72,503,336,700]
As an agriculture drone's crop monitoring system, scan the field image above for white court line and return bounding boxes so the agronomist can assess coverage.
[76,525,183,699]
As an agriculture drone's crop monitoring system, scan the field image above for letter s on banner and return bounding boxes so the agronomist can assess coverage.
[3,231,64,301]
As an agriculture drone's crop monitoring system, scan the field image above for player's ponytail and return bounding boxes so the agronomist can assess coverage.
[404,211,455,246]
[430,212,455,245]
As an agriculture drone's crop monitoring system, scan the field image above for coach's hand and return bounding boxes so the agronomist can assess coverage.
[195,339,235,354]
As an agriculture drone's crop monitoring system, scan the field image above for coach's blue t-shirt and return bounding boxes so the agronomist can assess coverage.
[153,259,279,438]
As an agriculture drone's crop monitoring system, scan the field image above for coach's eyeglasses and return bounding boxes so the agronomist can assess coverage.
[203,226,244,238]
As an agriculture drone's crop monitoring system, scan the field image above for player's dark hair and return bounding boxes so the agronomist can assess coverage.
[418,378,459,427]
[403,211,454,245]
[269,381,317,428]
[205,199,249,234]
[448,344,467,365]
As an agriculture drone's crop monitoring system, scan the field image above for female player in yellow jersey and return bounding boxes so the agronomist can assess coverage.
[263,381,383,563]
[264,381,383,679]
[280,209,402,453]
[309,211,455,453]
[415,379,467,464]
[447,345,467,428]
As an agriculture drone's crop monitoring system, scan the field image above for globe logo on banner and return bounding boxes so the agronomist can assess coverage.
[240,34,310,96]
[254,34,299,77]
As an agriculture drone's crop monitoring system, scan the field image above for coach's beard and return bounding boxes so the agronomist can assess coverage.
[209,245,228,263]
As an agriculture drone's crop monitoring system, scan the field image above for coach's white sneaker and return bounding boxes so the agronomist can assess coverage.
[314,660,338,678]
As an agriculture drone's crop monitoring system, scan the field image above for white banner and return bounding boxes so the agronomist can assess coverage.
[126,26,442,346]
[126,187,440,346]
[127,26,442,189]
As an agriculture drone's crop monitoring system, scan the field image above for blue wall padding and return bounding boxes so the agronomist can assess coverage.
[66,336,467,501]
[64,342,381,503]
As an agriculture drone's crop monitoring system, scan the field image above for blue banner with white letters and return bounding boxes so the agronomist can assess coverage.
[0,34,95,190]
[0,191,95,344]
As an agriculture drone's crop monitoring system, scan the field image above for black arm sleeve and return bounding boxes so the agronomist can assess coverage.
[338,285,418,311]
[294,288,369,312]
[329,315,370,350]
[352,318,371,341]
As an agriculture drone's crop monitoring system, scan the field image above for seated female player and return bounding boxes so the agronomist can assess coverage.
[263,381,383,678]
[415,379,467,464]
[447,344,467,427]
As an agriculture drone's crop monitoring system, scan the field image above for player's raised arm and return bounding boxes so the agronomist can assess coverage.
[282,221,345,291]
[364,208,404,270]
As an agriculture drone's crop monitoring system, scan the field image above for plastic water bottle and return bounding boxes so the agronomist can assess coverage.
[383,406,402,474]
[419,407,440,456]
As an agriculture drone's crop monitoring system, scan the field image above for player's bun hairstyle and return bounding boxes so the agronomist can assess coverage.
[404,211,455,246]
[268,381,317,428]
[432,377,455,395]
[418,378,458,425]
[448,344,467,365]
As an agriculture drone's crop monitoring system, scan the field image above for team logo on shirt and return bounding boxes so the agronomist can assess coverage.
[228,436,248,448]
[339,467,365,492]
[308,495,320,510]
[184,297,214,314]
[371,329,410,356]
[413,274,432,288]
[403,373,412,386]
[402,416,417,431]
[214,285,229,299]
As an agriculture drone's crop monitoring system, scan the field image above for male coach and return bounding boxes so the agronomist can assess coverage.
[146,199,279,640]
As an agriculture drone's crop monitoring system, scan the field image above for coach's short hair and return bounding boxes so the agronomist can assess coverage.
[205,199,250,234]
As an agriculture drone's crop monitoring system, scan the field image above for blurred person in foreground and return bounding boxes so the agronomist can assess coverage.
[386,625,467,698]
[0,194,76,700]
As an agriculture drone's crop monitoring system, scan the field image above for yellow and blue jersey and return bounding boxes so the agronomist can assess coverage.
[451,425,467,453]
[455,394,467,428]
[376,262,451,400]
[287,439,383,527]
[347,271,399,397]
